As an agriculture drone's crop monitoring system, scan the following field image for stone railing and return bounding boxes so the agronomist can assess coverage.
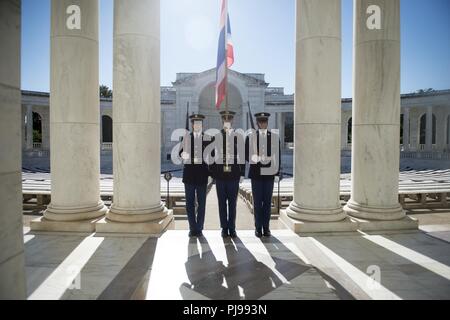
[417,144,439,151]
[285,142,294,150]
[32,142,42,149]
[101,142,113,150]
[400,151,450,161]
[342,143,352,151]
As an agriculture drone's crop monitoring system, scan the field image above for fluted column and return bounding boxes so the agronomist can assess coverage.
[26,104,33,150]
[409,111,419,150]
[0,0,26,299]
[340,115,347,150]
[425,106,433,151]
[403,108,410,151]
[97,0,173,234]
[281,0,356,233]
[344,0,417,230]
[435,111,446,152]
[31,0,107,232]
[242,111,248,130]
[277,112,285,151]
[41,112,50,150]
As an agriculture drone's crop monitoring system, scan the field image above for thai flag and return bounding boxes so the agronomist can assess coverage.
[215,0,234,109]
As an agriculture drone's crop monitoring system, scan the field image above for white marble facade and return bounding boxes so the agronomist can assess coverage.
[21,69,450,161]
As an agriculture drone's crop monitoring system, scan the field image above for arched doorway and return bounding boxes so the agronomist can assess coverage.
[32,112,42,145]
[400,114,405,145]
[347,118,352,144]
[284,112,294,144]
[198,82,243,131]
[102,115,113,143]
[447,115,450,147]
[419,113,436,145]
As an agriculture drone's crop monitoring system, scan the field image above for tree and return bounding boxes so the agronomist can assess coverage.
[416,88,435,94]
[100,85,112,98]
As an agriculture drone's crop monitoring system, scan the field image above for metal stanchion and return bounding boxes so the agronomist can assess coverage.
[164,172,173,209]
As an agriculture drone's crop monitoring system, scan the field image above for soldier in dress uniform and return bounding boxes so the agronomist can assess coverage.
[245,112,281,238]
[210,110,245,238]
[180,114,211,237]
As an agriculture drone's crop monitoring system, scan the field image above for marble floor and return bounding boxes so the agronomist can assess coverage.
[21,180,450,300]
[23,226,450,300]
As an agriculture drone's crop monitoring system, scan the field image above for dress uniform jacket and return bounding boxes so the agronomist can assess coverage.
[181,132,212,185]
[245,130,281,180]
[210,129,245,181]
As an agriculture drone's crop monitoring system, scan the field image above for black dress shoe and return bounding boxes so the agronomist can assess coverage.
[221,229,229,238]
[255,230,263,238]
[263,230,271,237]
[196,231,204,237]
[188,231,196,238]
[229,230,237,238]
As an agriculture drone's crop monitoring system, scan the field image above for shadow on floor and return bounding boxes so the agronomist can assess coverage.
[24,232,86,298]
[180,235,352,300]
[62,236,158,300]
[312,231,450,299]
[260,236,354,300]
[96,237,158,300]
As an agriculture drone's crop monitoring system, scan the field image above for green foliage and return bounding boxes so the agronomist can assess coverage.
[416,88,435,94]
[100,85,113,98]
[33,130,42,143]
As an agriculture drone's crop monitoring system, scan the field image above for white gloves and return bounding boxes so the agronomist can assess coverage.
[181,152,190,160]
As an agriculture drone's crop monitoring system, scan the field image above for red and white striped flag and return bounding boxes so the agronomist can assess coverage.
[215,0,234,109]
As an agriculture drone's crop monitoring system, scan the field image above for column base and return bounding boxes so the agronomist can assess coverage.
[352,216,418,232]
[96,203,173,237]
[30,216,103,233]
[106,202,170,222]
[30,202,108,232]
[43,201,108,221]
[286,201,347,222]
[280,210,358,234]
[344,200,406,221]
[96,208,174,236]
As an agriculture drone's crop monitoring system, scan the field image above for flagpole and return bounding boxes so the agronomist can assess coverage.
[224,0,229,114]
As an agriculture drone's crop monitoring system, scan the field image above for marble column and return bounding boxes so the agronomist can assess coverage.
[409,110,419,151]
[281,0,356,233]
[435,110,447,152]
[41,113,50,150]
[340,115,347,150]
[403,108,410,151]
[425,106,433,151]
[26,105,33,150]
[0,0,27,299]
[31,0,107,232]
[21,108,26,150]
[344,0,417,230]
[96,0,173,234]
[277,113,285,150]
[242,110,248,130]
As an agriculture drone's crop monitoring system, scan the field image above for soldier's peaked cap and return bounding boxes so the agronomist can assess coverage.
[189,113,205,121]
[255,112,270,120]
[219,110,236,120]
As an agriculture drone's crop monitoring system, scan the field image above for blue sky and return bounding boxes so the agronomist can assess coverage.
[21,0,450,97]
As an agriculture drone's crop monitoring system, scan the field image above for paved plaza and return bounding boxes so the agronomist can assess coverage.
[23,185,450,300]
